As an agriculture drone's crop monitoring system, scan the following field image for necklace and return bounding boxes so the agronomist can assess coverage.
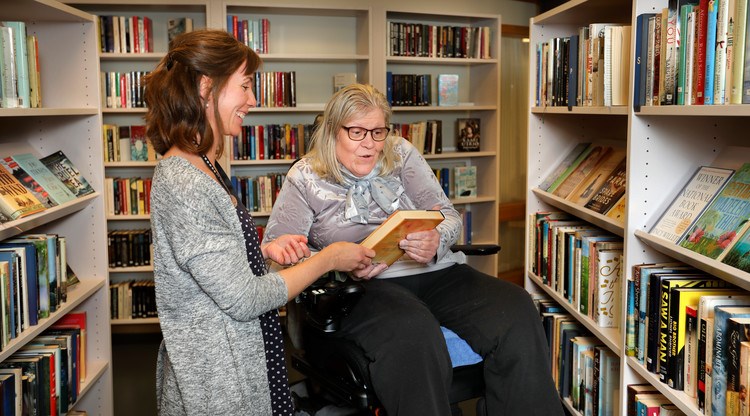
[199,153,238,207]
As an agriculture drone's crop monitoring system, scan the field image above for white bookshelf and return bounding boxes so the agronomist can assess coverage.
[525,1,750,416]
[1,0,113,413]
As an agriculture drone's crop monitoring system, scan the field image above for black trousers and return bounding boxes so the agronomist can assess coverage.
[335,264,564,416]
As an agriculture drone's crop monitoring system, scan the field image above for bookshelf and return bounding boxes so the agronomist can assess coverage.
[384,8,501,277]
[526,1,750,416]
[64,0,210,326]
[1,0,113,413]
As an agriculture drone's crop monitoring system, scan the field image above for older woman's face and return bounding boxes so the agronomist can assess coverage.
[335,108,387,177]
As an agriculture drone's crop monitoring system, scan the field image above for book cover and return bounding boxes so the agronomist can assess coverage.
[11,153,77,206]
[167,17,193,43]
[740,340,750,415]
[437,74,458,106]
[0,165,45,220]
[456,118,480,152]
[453,166,477,198]
[650,166,735,244]
[547,145,598,194]
[333,72,357,93]
[685,304,699,399]
[605,194,626,223]
[129,125,148,162]
[538,142,592,191]
[552,145,613,199]
[51,311,87,381]
[679,162,750,259]
[566,148,626,205]
[0,156,56,208]
[594,247,622,328]
[1,22,29,108]
[39,151,95,198]
[359,210,445,266]
[583,158,627,214]
[725,316,750,414]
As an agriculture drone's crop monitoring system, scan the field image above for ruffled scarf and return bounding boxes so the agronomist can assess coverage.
[341,164,404,224]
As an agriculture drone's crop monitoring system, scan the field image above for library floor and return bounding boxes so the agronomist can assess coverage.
[111,330,481,416]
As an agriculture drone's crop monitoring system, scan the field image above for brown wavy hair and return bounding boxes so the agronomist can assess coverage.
[143,29,261,157]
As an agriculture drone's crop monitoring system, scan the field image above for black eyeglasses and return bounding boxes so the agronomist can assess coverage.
[342,126,391,142]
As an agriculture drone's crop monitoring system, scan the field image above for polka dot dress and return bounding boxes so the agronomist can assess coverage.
[208,160,294,415]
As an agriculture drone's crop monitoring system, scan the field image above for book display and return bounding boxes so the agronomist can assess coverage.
[0,0,112,414]
[526,1,750,416]
[386,9,500,276]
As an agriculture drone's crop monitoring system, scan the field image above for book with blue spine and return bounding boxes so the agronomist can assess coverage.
[711,306,750,416]
[704,0,719,104]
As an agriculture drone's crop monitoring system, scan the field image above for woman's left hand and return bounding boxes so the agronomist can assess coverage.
[262,234,312,265]
[399,228,440,264]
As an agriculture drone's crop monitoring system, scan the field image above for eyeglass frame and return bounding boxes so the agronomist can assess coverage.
[341,126,391,142]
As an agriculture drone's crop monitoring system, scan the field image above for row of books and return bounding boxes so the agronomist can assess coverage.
[384,72,460,107]
[455,209,472,245]
[105,177,152,217]
[387,22,492,59]
[626,384,686,416]
[102,124,159,163]
[230,173,286,214]
[0,21,42,108]
[95,15,154,54]
[107,230,152,269]
[624,266,750,416]
[0,311,88,416]
[109,280,156,320]
[227,15,269,54]
[0,151,95,222]
[230,123,314,161]
[535,24,632,108]
[254,71,296,108]
[530,212,623,328]
[635,0,750,108]
[539,142,628,220]
[649,162,750,273]
[534,297,621,415]
[101,70,149,109]
[393,117,483,153]
[431,166,478,200]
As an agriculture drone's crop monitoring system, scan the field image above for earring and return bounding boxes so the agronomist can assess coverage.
[205,103,209,108]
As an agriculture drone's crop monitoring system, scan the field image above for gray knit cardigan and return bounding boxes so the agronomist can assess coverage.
[150,156,288,415]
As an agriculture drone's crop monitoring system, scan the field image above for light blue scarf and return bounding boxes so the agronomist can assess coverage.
[341,164,404,224]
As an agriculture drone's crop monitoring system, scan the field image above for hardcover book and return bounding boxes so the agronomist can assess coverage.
[360,210,445,266]
[551,145,613,199]
[720,225,750,272]
[437,74,458,106]
[538,142,592,191]
[0,165,45,221]
[546,144,598,194]
[129,125,148,162]
[566,148,626,205]
[39,151,95,198]
[679,162,750,259]
[11,153,77,206]
[456,118,480,152]
[583,158,627,214]
[650,166,735,244]
[0,156,56,208]
[167,17,193,43]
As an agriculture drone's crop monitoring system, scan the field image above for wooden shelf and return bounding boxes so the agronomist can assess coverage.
[0,193,99,241]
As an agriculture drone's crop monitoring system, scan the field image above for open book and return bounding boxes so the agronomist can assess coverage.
[360,210,445,266]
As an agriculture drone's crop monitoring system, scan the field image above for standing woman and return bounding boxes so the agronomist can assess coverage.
[143,29,375,416]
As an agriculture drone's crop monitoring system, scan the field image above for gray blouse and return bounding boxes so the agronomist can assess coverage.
[263,137,466,278]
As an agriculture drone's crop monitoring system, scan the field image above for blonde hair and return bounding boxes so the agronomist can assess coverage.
[306,84,399,183]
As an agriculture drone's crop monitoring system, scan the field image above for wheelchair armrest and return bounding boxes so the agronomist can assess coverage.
[451,244,501,256]
[298,276,365,333]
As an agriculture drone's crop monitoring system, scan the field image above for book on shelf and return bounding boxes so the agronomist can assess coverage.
[0,165,45,221]
[11,153,77,206]
[583,158,627,215]
[594,245,622,328]
[167,17,193,43]
[39,151,95,198]
[552,146,612,199]
[538,142,592,191]
[650,166,735,244]
[333,72,357,93]
[604,25,632,106]
[437,74,458,106]
[685,303,699,399]
[547,144,602,195]
[456,118,480,152]
[0,25,19,108]
[565,148,626,205]
[605,194,626,223]
[626,384,659,416]
[679,162,750,260]
[0,156,56,208]
[712,306,750,416]
[724,316,750,414]
[51,311,87,382]
[453,166,477,198]
[1,21,30,109]
[720,224,750,272]
[359,210,445,266]
[129,125,149,162]
[0,367,22,415]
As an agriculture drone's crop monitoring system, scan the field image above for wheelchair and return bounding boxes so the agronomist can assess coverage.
[289,244,500,416]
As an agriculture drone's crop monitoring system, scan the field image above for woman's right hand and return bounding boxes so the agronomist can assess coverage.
[323,242,376,273]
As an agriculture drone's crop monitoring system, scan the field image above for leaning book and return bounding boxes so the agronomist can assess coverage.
[360,210,445,266]
[650,166,735,244]
[39,151,95,198]
[0,166,45,221]
[11,153,77,206]
[679,162,750,259]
